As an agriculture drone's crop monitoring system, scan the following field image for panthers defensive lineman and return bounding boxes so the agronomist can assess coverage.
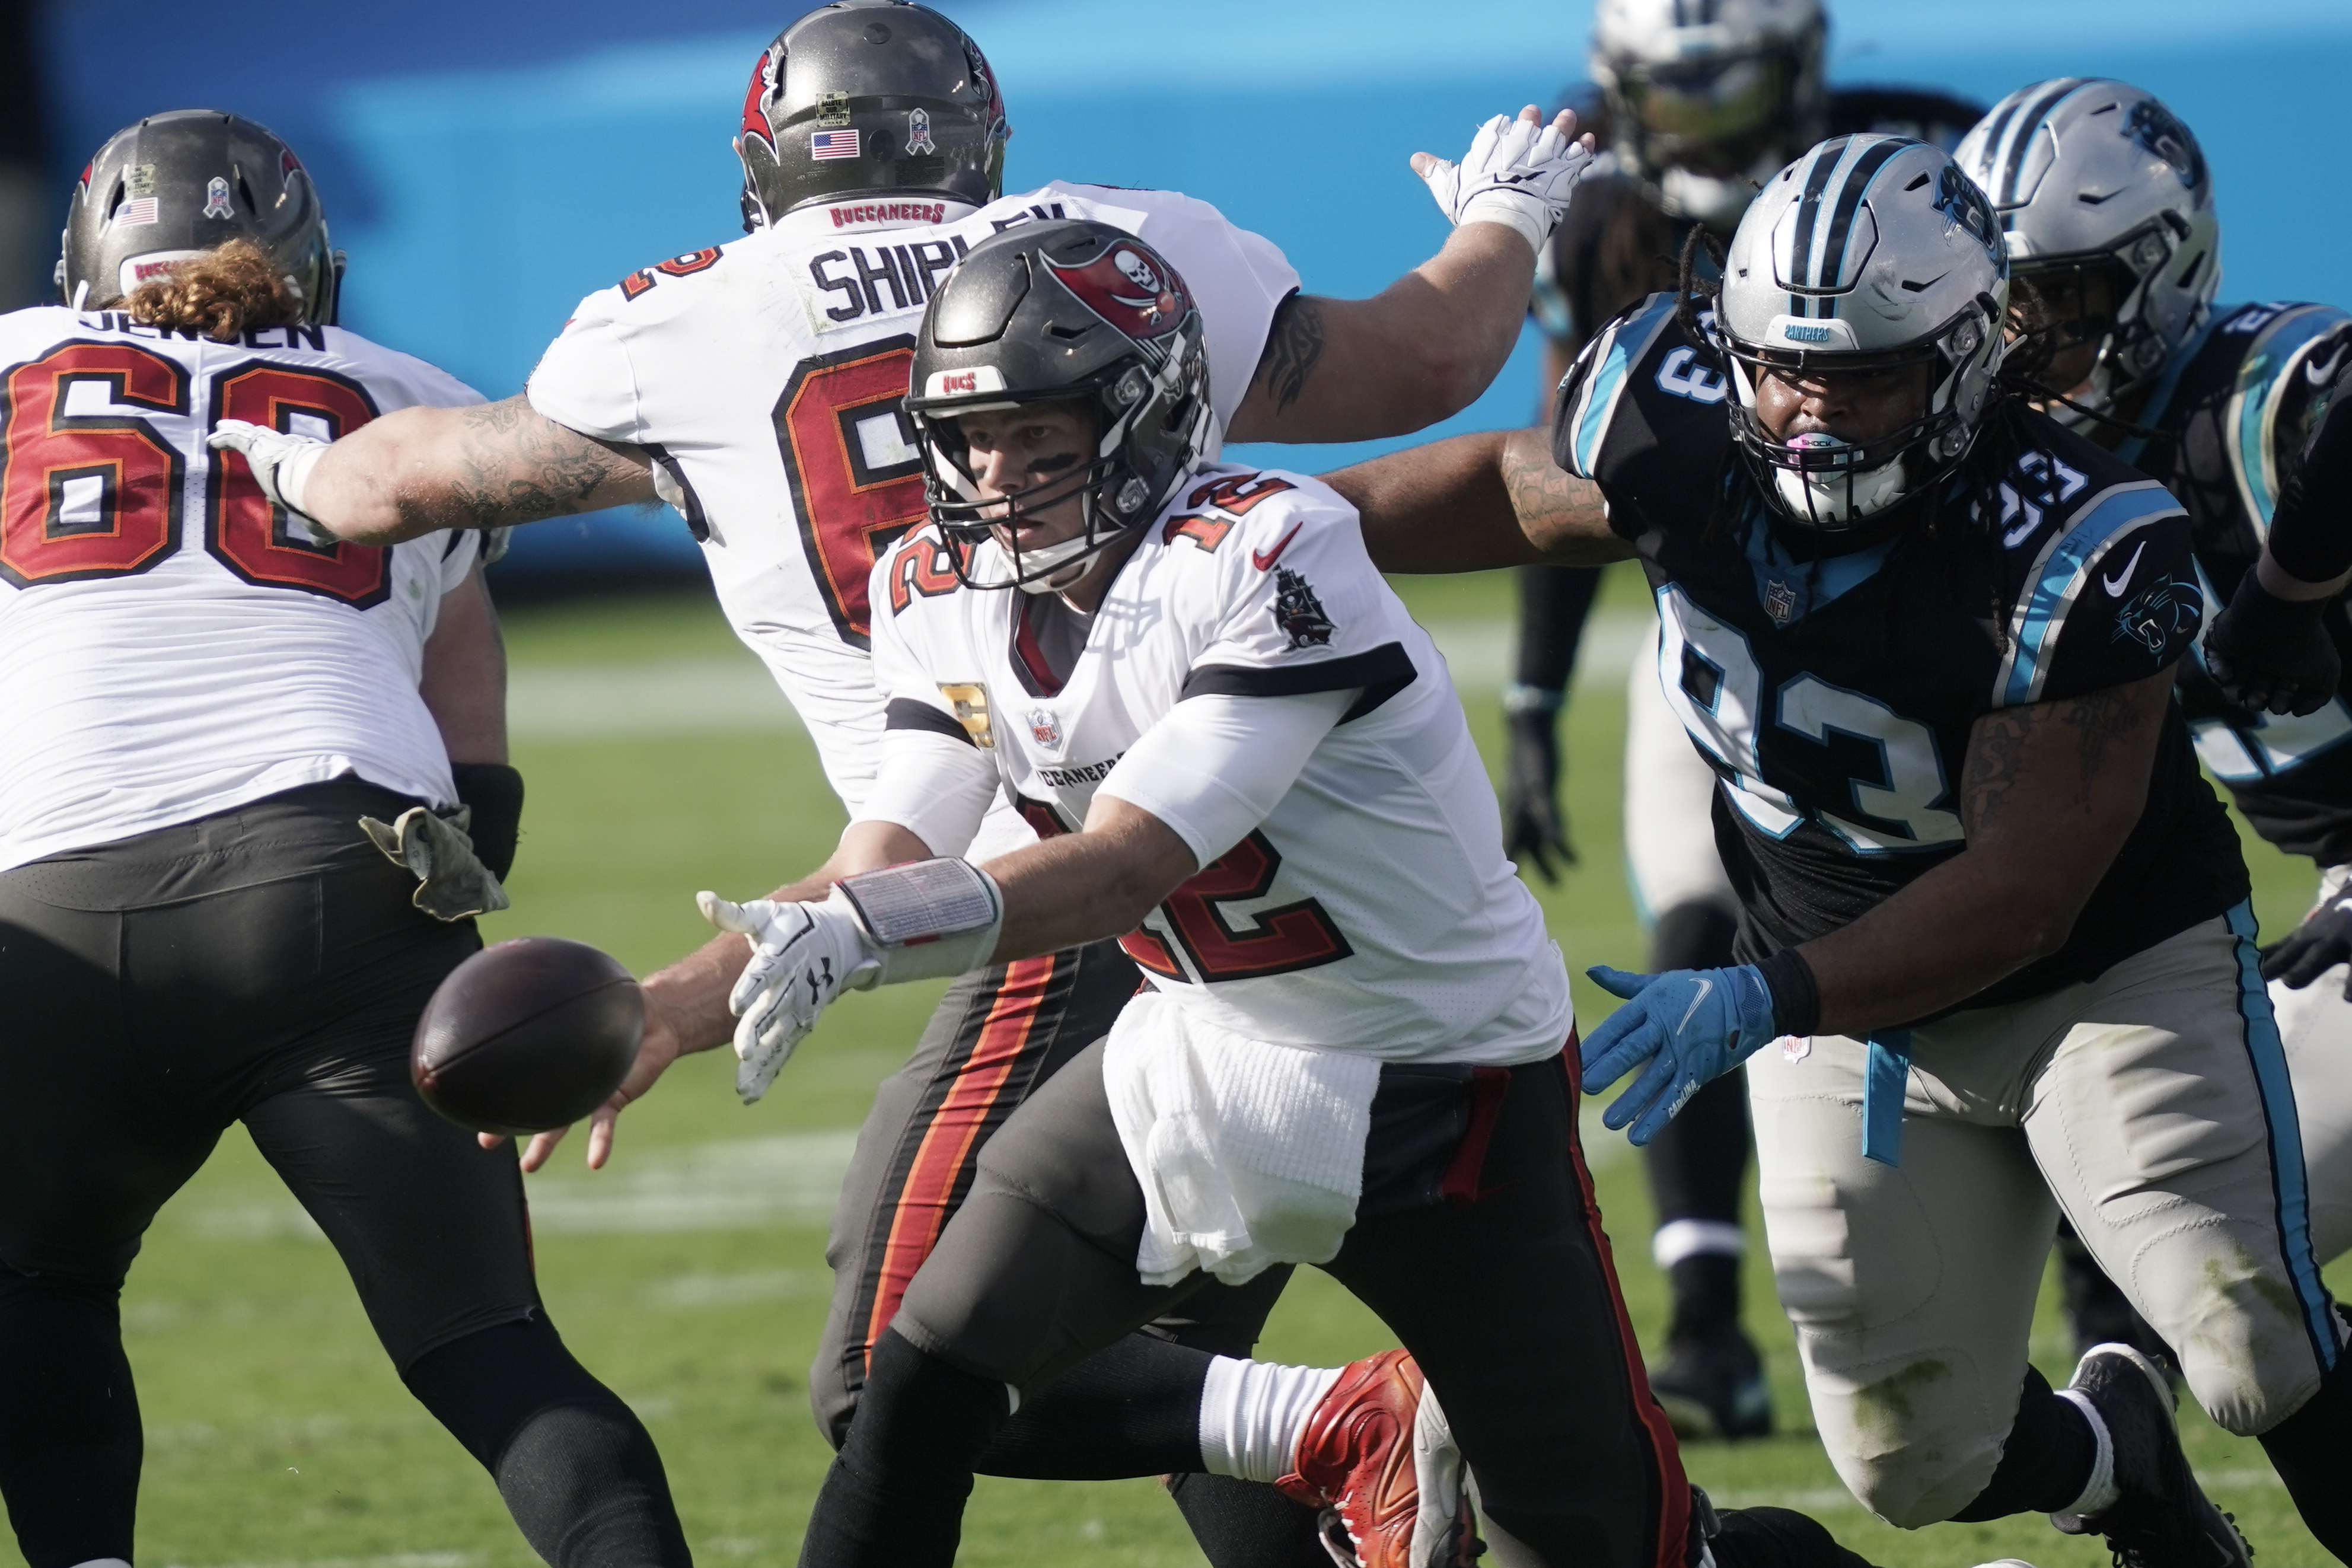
[1329,133,2352,1568]
[0,113,689,1568]
[208,3,1601,1561]
[1506,0,1984,1438]
[1958,78,2352,1269]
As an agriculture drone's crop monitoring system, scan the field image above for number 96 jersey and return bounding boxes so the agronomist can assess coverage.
[525,182,1299,849]
[863,468,1573,1067]
[0,305,483,873]
[1556,294,2250,1011]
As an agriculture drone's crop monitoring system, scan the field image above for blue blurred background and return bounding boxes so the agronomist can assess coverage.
[11,0,2350,579]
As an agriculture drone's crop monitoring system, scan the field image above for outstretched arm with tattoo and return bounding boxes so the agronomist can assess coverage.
[1327,426,1624,573]
[220,394,657,547]
[1231,107,1596,444]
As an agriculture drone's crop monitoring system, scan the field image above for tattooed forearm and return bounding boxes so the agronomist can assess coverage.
[377,396,652,536]
[1256,295,1326,413]
[1499,427,1612,556]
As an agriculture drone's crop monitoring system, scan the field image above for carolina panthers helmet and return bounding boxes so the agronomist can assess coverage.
[905,221,1213,592]
[1717,135,2009,529]
[737,0,1009,231]
[1591,0,1828,228]
[57,110,340,321]
[1954,78,2219,422]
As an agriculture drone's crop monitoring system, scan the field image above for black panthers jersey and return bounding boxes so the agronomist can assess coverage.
[1554,294,2248,1013]
[2108,301,2352,866]
[1532,87,1986,360]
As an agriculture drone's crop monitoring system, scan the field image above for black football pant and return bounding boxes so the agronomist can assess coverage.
[813,941,1324,1566]
[798,1040,1696,1568]
[1643,901,1754,1337]
[0,781,687,1568]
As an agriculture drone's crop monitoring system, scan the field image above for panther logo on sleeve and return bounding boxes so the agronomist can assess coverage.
[1273,568,1335,649]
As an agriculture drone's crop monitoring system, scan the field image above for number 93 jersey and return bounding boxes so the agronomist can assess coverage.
[1556,293,2249,1011]
[0,305,484,874]
[863,467,1573,1066]
[525,182,1299,847]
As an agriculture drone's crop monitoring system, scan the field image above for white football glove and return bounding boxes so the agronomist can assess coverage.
[207,419,331,538]
[699,889,881,1104]
[1419,111,1595,257]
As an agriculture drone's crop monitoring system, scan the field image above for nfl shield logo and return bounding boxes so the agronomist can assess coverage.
[1028,708,1062,750]
[1763,578,1799,627]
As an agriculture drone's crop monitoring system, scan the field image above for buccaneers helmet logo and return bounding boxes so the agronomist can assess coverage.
[741,42,785,155]
[1044,238,1194,346]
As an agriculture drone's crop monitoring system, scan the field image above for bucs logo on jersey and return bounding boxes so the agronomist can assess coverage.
[1043,237,1193,354]
[1273,568,1336,649]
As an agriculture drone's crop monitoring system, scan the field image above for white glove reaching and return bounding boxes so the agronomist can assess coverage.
[1417,107,1595,258]
[207,419,331,536]
[699,890,881,1104]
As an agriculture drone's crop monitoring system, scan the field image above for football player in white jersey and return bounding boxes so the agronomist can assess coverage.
[686,212,1666,1568]
[0,113,690,1568]
[208,2,1602,1560]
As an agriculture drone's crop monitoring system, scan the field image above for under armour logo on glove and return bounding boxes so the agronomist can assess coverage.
[1414,107,1596,258]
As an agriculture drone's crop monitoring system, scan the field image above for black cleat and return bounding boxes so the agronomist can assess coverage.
[2052,1344,2251,1568]
[1649,1322,1773,1441]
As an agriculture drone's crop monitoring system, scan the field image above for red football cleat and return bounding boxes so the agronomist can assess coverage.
[1276,1349,1481,1568]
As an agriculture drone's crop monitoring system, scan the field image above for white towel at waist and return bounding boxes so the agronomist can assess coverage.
[1104,989,1382,1287]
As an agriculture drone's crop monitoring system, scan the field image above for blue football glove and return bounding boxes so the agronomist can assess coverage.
[1580,964,1779,1146]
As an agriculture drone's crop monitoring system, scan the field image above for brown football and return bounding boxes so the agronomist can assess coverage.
[412,936,644,1136]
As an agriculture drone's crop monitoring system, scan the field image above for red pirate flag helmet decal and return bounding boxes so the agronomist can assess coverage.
[741,42,784,155]
[1041,236,1195,358]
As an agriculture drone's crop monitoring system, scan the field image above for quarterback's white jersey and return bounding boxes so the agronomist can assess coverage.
[863,466,1573,1066]
[0,307,483,872]
[525,183,1299,853]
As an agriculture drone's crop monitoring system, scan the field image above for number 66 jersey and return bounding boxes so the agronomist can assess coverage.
[859,467,1573,1066]
[0,305,483,873]
[1557,294,2250,1012]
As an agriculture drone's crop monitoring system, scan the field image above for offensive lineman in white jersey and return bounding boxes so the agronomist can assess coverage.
[0,113,691,1568]
[209,4,1604,1560]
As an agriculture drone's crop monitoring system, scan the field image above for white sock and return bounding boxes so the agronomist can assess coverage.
[2052,1388,2119,1522]
[1653,1218,1745,1270]
[67,1559,133,1568]
[1197,1356,1343,1483]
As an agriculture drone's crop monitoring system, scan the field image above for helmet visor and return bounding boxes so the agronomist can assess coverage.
[1614,48,1800,174]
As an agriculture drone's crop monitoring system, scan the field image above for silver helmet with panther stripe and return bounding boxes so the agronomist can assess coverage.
[1955,78,2219,423]
[1717,134,2009,528]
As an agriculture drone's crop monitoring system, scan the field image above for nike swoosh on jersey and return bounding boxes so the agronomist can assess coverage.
[2102,540,2146,597]
[2306,342,2349,388]
[1252,521,1305,572]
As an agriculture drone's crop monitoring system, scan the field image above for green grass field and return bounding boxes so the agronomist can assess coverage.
[72,563,2344,1568]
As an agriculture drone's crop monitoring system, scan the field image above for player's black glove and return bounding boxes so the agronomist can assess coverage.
[2204,574,2341,717]
[1502,696,1576,885]
[451,762,525,882]
[2261,882,2352,997]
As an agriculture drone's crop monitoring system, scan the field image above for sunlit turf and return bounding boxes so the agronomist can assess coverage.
[57,566,2340,1568]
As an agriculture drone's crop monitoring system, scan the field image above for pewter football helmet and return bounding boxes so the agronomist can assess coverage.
[1955,78,2219,422]
[737,0,1009,231]
[906,221,1213,592]
[58,110,339,320]
[1591,0,1828,228]
[1717,135,2009,529]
